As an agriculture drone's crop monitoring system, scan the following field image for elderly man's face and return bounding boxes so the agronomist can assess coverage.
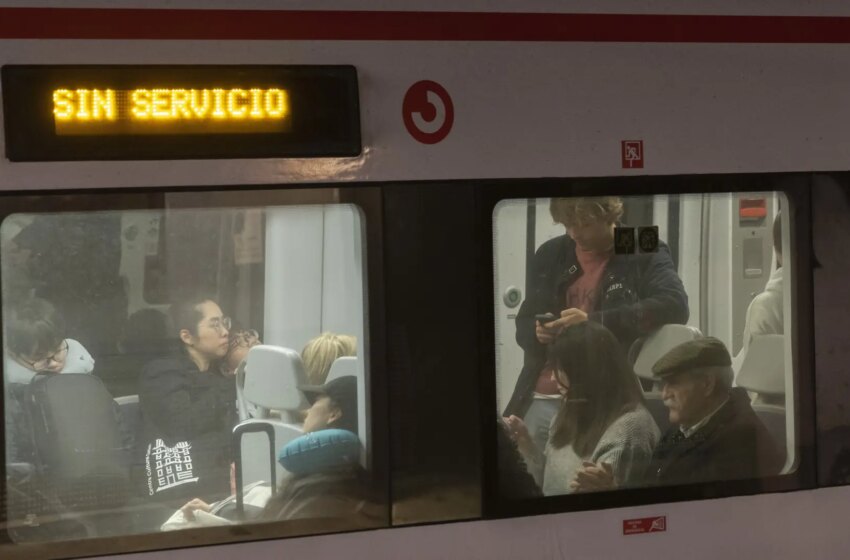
[661,372,712,428]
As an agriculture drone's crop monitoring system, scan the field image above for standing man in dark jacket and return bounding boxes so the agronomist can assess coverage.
[572,338,782,492]
[137,295,236,503]
[504,196,689,451]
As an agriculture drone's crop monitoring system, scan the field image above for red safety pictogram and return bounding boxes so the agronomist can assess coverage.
[622,140,644,168]
[402,80,454,144]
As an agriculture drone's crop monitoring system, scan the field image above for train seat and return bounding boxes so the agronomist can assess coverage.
[325,356,358,383]
[237,345,309,484]
[242,344,310,424]
[235,360,251,421]
[643,394,671,434]
[735,334,785,401]
[114,394,140,449]
[752,403,787,468]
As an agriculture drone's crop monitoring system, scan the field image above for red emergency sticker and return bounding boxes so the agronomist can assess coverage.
[621,140,644,168]
[623,515,666,535]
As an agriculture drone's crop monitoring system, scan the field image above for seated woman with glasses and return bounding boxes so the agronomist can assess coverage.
[137,294,238,505]
[4,297,95,384]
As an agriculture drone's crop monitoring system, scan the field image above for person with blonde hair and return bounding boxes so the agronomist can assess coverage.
[505,194,688,453]
[302,332,357,385]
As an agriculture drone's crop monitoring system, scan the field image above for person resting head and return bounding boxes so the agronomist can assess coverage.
[4,297,94,384]
[180,375,378,527]
[299,374,358,435]
[277,375,360,475]
[301,332,357,385]
[265,374,373,522]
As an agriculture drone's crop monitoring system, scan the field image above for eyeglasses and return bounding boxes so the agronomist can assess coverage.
[230,329,259,348]
[206,316,232,335]
[21,340,69,371]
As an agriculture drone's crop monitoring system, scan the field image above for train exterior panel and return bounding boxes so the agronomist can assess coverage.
[0,2,849,559]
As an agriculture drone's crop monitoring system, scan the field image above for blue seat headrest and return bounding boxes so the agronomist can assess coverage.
[278,429,361,475]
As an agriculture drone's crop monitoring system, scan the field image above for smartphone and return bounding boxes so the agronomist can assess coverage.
[535,313,558,324]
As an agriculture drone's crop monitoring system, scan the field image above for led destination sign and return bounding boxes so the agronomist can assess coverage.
[52,87,290,135]
[2,65,360,161]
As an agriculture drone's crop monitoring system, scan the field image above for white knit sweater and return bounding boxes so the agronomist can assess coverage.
[523,406,660,496]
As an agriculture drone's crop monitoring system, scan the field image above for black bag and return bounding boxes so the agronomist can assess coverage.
[24,373,131,510]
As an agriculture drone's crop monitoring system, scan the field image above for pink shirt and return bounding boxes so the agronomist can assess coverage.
[565,247,611,313]
[534,247,611,395]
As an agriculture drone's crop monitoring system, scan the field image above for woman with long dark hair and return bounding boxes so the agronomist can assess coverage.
[505,322,659,495]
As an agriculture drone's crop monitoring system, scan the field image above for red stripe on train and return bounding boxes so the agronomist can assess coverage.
[1,8,850,42]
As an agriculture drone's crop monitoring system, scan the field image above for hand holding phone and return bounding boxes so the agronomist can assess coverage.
[535,313,558,324]
[534,313,559,344]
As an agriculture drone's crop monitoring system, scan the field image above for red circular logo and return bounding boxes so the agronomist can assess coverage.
[402,80,454,144]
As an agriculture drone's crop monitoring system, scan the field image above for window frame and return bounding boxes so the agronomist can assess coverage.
[476,173,817,519]
[0,183,390,559]
[0,174,819,558]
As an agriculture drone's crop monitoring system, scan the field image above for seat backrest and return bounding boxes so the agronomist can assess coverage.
[113,394,140,450]
[234,361,255,422]
[26,374,130,510]
[324,357,367,462]
[326,356,358,383]
[242,345,310,420]
[752,403,787,469]
[736,334,785,397]
[643,393,671,435]
[235,419,303,486]
[633,324,702,381]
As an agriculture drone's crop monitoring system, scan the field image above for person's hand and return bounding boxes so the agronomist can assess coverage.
[181,498,211,521]
[535,317,563,344]
[570,461,616,493]
[550,308,588,330]
[535,308,588,343]
[503,415,534,455]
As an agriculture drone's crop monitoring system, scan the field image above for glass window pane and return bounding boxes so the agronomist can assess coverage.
[2,198,384,544]
[494,192,796,498]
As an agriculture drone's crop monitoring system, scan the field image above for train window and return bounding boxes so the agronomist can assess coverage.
[1,191,387,547]
[494,191,799,499]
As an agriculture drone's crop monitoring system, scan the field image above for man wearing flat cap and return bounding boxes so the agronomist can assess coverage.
[572,337,782,491]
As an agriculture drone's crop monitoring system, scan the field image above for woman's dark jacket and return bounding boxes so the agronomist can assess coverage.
[647,387,783,486]
[504,233,689,417]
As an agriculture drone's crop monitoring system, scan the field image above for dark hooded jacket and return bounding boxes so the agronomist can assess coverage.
[505,233,689,417]
[646,387,783,486]
[137,350,237,501]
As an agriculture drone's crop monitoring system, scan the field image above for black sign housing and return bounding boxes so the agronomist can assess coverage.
[1,65,361,161]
